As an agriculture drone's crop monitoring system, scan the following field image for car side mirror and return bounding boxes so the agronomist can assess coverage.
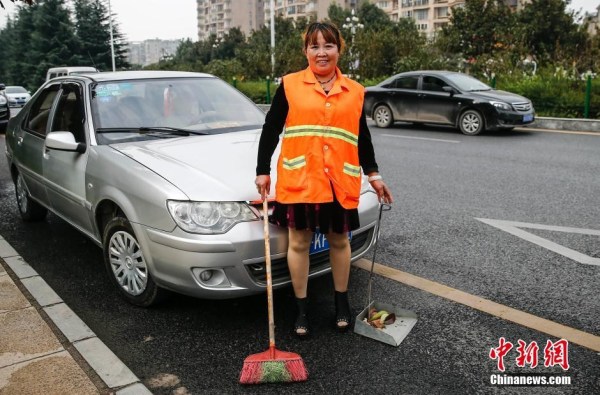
[45,131,86,154]
[0,83,5,91]
[442,86,455,95]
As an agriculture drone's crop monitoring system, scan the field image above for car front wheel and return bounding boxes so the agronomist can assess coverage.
[459,109,484,135]
[15,172,47,222]
[373,105,393,128]
[103,216,163,307]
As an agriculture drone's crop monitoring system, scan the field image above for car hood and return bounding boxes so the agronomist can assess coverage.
[468,89,530,104]
[110,129,280,202]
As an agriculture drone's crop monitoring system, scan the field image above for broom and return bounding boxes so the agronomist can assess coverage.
[239,198,308,384]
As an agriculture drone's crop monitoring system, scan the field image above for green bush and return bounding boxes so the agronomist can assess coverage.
[495,70,599,119]
[233,80,278,104]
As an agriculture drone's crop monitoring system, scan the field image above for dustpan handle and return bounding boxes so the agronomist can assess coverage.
[263,199,276,355]
[365,203,392,310]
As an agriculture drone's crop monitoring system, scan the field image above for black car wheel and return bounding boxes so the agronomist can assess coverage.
[15,172,48,222]
[103,216,163,307]
[373,104,393,128]
[459,109,484,135]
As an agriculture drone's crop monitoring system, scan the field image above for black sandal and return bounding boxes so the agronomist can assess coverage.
[335,291,351,332]
[294,297,310,338]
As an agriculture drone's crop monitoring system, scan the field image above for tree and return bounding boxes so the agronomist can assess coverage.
[517,0,588,66]
[25,0,83,88]
[0,0,33,10]
[73,0,129,71]
[437,0,516,59]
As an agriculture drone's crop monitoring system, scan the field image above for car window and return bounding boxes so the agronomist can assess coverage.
[51,83,86,143]
[392,76,418,90]
[91,77,265,144]
[25,85,60,136]
[422,76,448,92]
[6,86,28,94]
[444,73,491,91]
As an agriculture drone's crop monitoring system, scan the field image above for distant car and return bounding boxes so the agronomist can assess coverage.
[0,84,10,132]
[46,66,99,81]
[364,70,535,135]
[4,71,379,306]
[5,86,32,107]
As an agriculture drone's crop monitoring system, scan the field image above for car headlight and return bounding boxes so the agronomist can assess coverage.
[490,101,512,111]
[0,96,6,105]
[167,201,258,234]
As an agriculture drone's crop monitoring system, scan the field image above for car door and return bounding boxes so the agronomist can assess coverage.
[13,84,61,206]
[43,82,94,233]
[417,75,461,124]
[385,75,420,121]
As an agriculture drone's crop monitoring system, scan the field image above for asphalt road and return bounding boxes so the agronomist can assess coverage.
[1,122,599,394]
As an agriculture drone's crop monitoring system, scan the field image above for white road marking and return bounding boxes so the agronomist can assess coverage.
[353,259,600,352]
[476,218,600,266]
[381,134,461,143]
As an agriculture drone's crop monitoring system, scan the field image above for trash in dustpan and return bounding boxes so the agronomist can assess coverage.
[353,204,418,347]
[355,301,417,347]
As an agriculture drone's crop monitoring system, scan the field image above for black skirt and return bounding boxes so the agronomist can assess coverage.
[271,198,360,234]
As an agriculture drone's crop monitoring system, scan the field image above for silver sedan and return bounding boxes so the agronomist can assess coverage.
[4,71,380,306]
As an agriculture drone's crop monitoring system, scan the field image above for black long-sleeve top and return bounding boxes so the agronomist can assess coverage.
[256,81,379,176]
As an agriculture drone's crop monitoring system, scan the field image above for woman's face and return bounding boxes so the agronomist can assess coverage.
[305,31,339,77]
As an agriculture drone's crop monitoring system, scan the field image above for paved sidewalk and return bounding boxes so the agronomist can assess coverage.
[0,236,151,395]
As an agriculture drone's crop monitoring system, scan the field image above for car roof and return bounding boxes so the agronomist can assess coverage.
[81,70,215,83]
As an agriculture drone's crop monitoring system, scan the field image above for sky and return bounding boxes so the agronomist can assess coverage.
[1,0,599,42]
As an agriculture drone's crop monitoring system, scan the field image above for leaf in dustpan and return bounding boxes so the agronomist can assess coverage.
[384,313,396,325]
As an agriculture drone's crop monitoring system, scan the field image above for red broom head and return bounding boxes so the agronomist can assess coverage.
[240,347,308,384]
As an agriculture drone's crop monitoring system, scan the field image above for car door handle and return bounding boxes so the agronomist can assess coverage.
[16,136,23,146]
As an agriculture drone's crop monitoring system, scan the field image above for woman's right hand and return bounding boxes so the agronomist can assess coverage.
[255,175,271,200]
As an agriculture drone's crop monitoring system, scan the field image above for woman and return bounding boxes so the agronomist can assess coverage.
[255,21,393,337]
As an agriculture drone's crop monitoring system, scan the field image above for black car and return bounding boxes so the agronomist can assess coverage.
[364,70,535,135]
[0,84,10,133]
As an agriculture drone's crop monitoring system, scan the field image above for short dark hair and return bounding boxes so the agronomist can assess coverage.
[303,21,346,54]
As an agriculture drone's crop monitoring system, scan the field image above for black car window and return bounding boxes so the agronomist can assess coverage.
[25,85,60,136]
[51,83,86,143]
[422,76,448,92]
[393,76,418,90]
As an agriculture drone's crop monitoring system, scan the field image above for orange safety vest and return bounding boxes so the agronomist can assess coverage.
[276,67,365,209]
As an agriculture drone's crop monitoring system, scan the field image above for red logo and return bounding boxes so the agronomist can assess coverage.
[490,338,570,371]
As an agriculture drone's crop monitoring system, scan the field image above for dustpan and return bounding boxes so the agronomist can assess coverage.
[354,203,418,347]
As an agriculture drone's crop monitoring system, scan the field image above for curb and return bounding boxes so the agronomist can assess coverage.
[0,235,151,394]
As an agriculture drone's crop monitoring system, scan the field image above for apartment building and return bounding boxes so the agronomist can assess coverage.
[197,0,265,40]
[264,0,359,21]
[127,39,181,66]
[585,5,599,36]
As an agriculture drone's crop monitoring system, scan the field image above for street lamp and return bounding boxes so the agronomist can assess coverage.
[107,0,116,71]
[342,9,363,78]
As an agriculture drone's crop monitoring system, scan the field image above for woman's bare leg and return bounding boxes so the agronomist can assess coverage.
[327,232,351,292]
[287,228,313,298]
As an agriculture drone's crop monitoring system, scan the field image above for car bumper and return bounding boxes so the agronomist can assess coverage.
[489,110,535,129]
[132,191,381,299]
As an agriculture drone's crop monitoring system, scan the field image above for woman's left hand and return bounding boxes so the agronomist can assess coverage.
[370,180,394,204]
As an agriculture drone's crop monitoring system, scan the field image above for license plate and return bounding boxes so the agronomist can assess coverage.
[309,231,352,255]
[523,114,533,122]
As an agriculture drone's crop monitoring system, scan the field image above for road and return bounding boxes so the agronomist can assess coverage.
[1,121,599,394]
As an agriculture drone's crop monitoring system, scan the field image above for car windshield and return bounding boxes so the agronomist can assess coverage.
[91,77,265,144]
[6,86,27,94]
[444,74,491,92]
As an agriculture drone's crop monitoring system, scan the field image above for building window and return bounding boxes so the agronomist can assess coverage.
[414,0,429,6]
[415,9,428,20]
[436,6,448,18]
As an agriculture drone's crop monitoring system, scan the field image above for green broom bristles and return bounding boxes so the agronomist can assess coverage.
[239,347,308,384]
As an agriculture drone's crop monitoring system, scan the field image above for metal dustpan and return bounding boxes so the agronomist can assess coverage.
[354,204,417,347]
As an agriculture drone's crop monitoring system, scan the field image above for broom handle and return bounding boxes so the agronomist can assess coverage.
[263,198,276,357]
[365,203,391,309]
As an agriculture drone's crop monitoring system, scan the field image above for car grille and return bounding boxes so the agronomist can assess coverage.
[513,102,532,112]
[246,229,373,285]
